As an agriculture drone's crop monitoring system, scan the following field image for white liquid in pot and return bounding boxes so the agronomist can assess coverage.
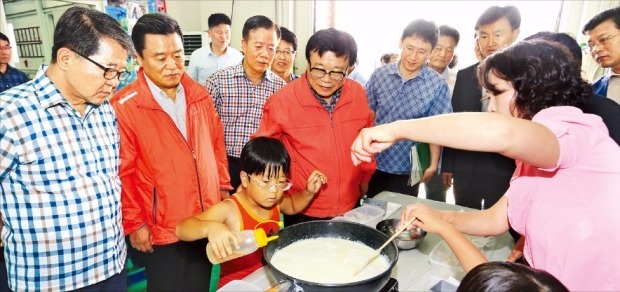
[270,237,390,284]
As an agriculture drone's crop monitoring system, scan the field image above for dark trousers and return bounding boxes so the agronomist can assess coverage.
[0,248,8,292]
[228,156,241,195]
[127,238,211,292]
[452,173,510,209]
[367,170,420,198]
[425,172,448,202]
[74,270,127,292]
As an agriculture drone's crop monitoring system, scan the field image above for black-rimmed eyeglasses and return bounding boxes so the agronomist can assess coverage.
[74,51,130,81]
[276,50,295,57]
[309,67,347,81]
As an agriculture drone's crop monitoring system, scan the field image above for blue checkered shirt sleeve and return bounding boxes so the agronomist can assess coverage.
[366,64,452,173]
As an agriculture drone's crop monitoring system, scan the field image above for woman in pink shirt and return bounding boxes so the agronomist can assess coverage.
[350,40,620,291]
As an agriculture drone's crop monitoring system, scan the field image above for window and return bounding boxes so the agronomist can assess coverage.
[317,1,563,79]
[14,27,44,58]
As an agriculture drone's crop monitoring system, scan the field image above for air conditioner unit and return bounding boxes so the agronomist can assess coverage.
[183,31,204,67]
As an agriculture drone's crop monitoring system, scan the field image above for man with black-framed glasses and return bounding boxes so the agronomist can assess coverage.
[0,6,134,291]
[582,6,620,104]
[253,28,376,225]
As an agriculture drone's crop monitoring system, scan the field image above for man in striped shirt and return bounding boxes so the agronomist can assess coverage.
[0,7,134,291]
[205,15,286,192]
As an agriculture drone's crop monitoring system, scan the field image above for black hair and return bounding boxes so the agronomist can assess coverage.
[448,53,458,69]
[242,15,281,41]
[241,137,290,179]
[279,27,298,52]
[51,6,134,63]
[457,262,569,292]
[131,13,183,58]
[305,28,354,66]
[380,53,398,64]
[208,13,232,28]
[478,39,592,120]
[439,25,461,46]
[582,6,620,34]
[524,31,582,70]
[475,6,521,31]
[342,31,358,66]
[401,19,439,49]
[0,32,9,44]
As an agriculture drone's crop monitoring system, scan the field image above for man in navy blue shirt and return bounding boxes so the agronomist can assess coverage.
[0,32,28,92]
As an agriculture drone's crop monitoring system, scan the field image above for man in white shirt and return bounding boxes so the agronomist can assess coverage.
[187,13,242,84]
[427,25,460,94]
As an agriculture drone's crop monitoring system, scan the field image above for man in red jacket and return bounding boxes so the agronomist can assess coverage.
[253,28,375,224]
[111,14,231,291]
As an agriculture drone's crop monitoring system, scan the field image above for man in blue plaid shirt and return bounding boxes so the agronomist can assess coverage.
[0,32,28,92]
[0,7,134,291]
[365,19,452,198]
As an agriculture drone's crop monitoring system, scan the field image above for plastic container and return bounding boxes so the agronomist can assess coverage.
[343,204,386,227]
[206,229,278,264]
[428,240,466,281]
[366,198,388,212]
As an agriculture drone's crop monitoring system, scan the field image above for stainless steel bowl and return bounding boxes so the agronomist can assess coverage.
[376,219,426,250]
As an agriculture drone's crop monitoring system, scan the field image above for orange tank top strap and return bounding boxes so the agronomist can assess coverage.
[228,194,281,234]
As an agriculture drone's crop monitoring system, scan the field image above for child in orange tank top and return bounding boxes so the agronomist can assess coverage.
[175,137,327,287]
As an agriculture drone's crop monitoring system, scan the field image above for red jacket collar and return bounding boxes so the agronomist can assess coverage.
[119,67,210,109]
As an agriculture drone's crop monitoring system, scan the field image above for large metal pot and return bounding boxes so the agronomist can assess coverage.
[263,220,398,291]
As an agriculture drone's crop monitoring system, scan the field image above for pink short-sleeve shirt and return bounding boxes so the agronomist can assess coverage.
[506,106,620,291]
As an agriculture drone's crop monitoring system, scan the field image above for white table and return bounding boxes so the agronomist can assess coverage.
[241,191,515,291]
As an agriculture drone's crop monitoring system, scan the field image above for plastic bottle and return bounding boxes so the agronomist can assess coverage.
[206,229,279,264]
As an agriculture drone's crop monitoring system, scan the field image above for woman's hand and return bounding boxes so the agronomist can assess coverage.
[351,125,399,165]
[402,204,451,234]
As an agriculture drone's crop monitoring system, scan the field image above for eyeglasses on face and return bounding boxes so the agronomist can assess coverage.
[74,51,130,81]
[309,67,347,81]
[276,50,295,57]
[0,46,11,51]
[246,174,292,192]
[587,32,620,52]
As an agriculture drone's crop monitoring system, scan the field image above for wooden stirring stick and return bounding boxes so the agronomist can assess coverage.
[353,216,417,276]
